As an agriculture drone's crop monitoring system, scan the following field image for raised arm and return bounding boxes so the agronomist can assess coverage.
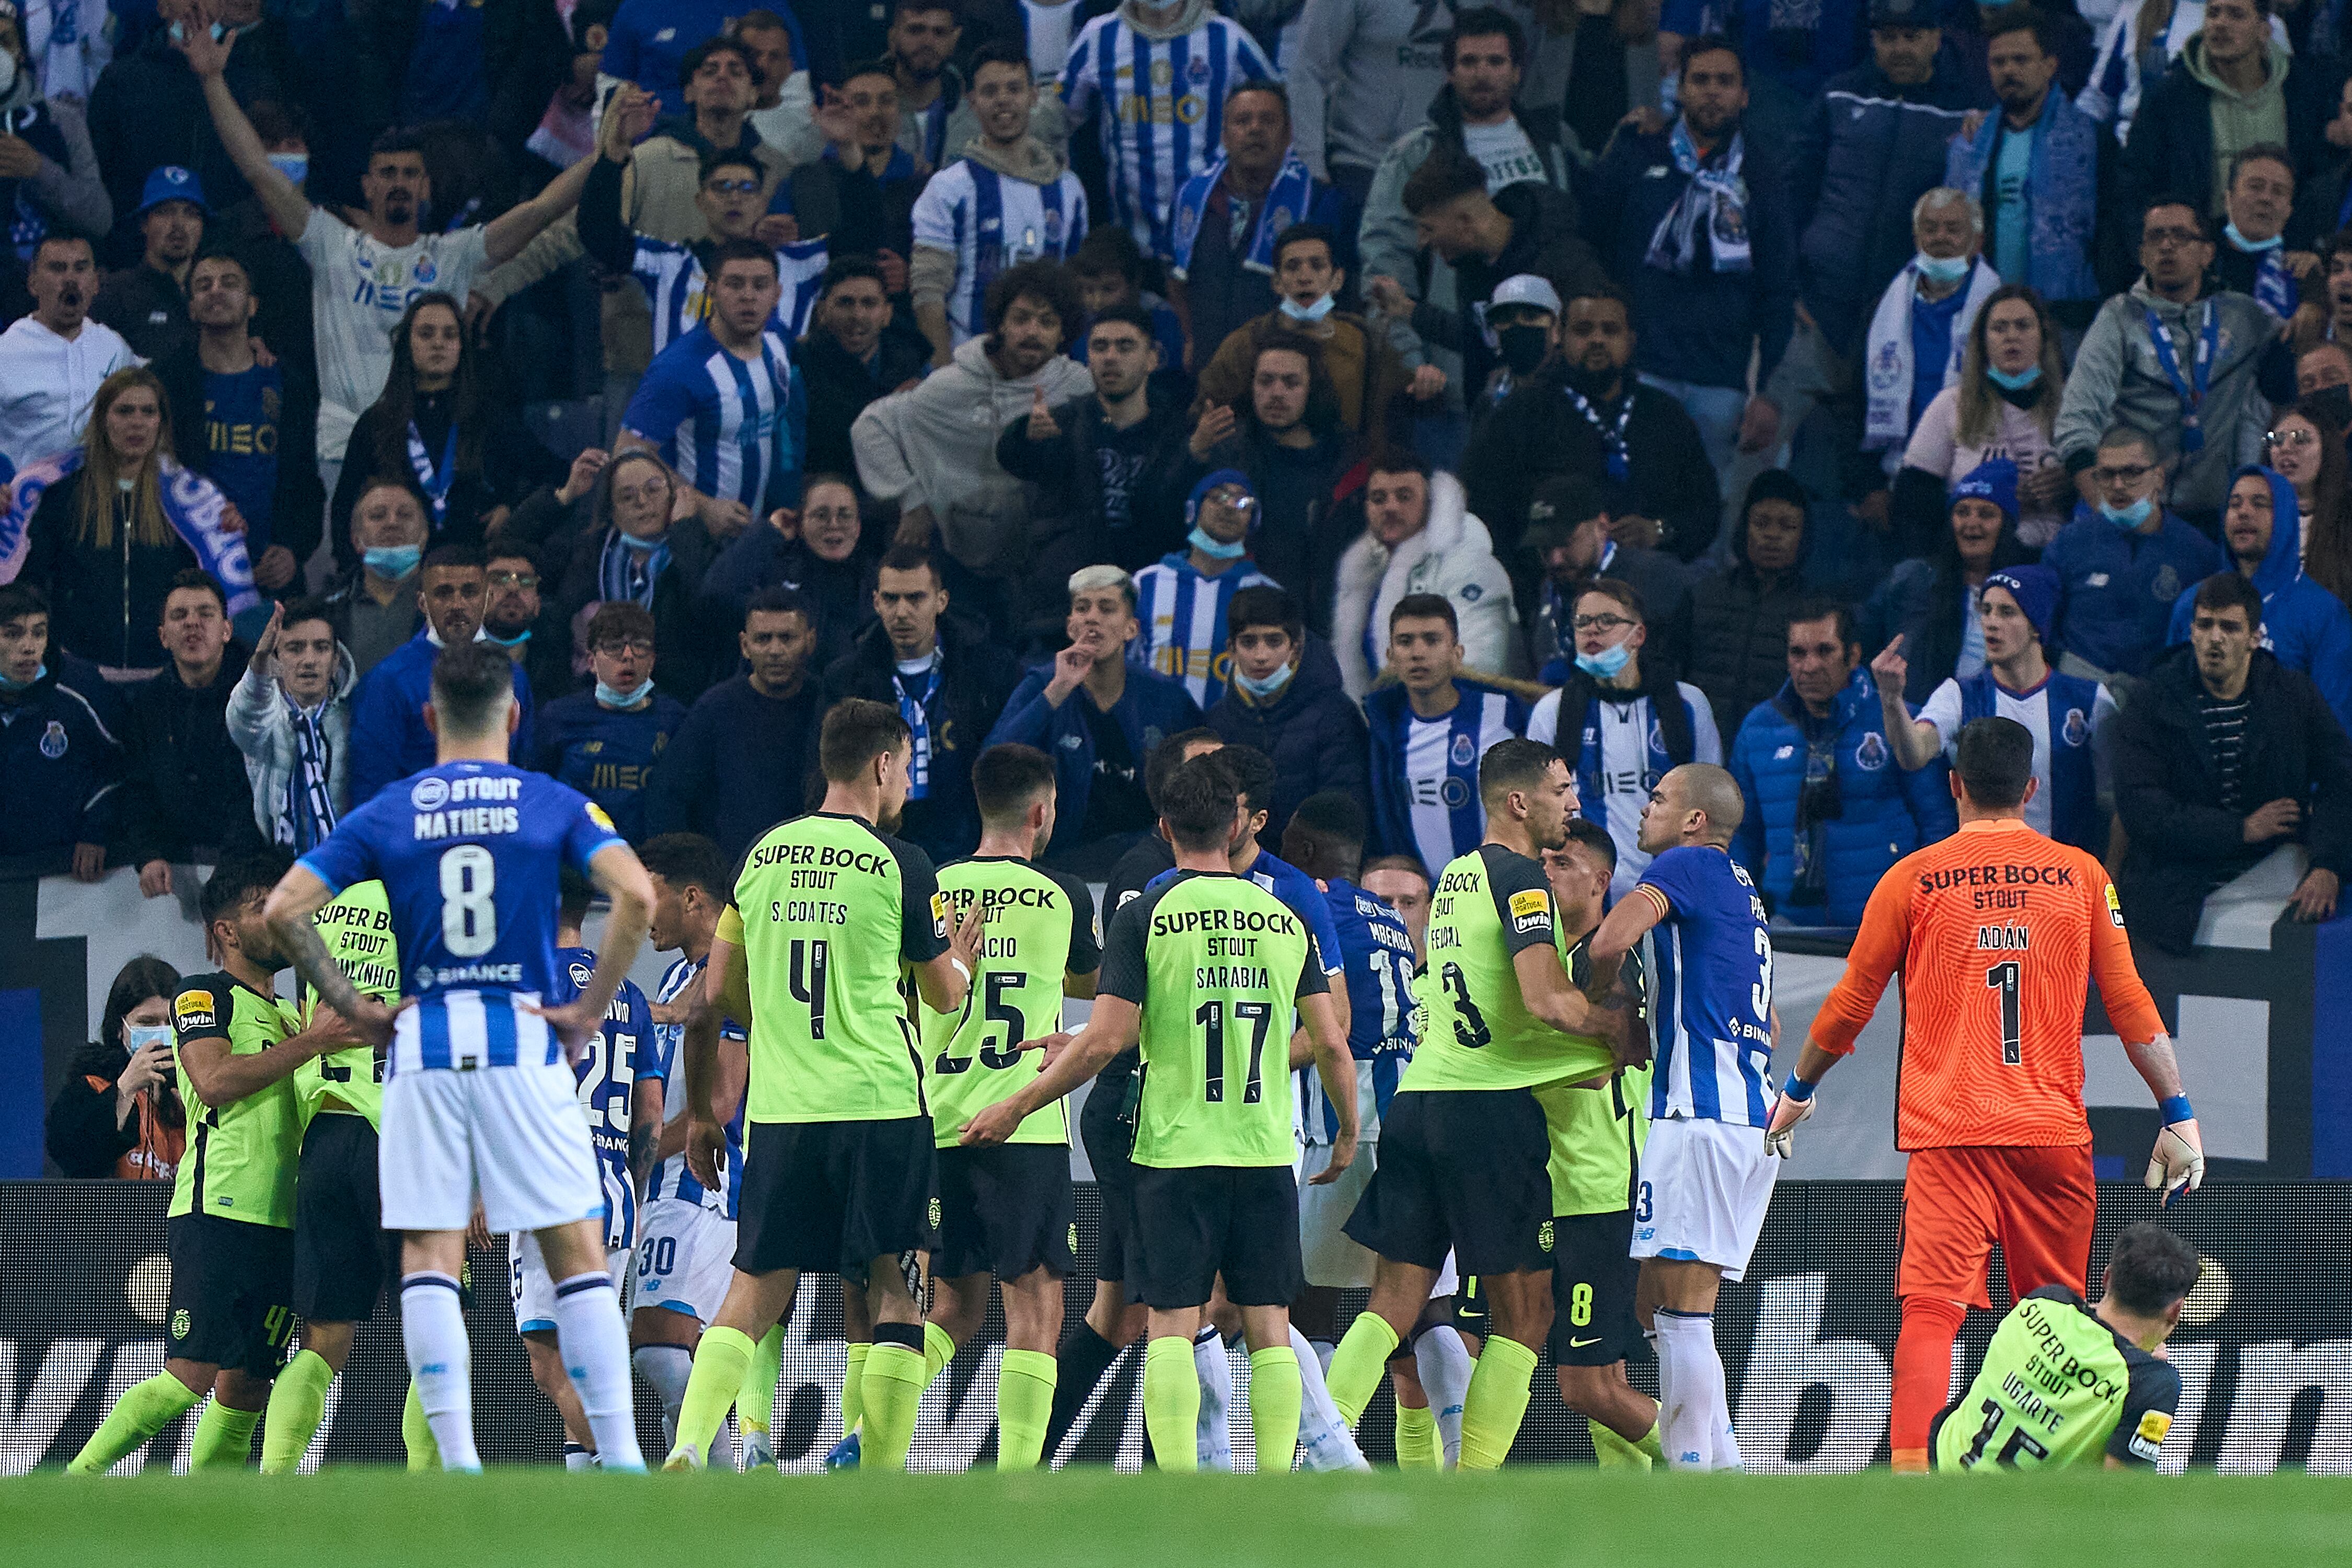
[481,101,622,266]
[176,12,310,240]
[958,996,1142,1146]
[1869,636,1945,771]
[179,1007,351,1107]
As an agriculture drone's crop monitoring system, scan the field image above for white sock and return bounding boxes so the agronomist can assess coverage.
[1290,1324,1369,1471]
[563,1442,595,1471]
[1310,1339,1336,1375]
[633,1344,695,1449]
[1645,1325,1673,1439]
[1413,1326,1472,1469]
[401,1272,480,1472]
[1193,1325,1233,1471]
[1654,1310,1723,1471]
[552,1272,644,1472]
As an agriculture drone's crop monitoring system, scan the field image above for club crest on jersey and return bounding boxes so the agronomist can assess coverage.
[1537,1218,1555,1253]
[1450,731,1475,767]
[2061,707,2089,747]
[411,776,451,811]
[39,719,66,758]
[170,1308,190,1340]
[1188,56,1209,83]
[1854,731,1889,771]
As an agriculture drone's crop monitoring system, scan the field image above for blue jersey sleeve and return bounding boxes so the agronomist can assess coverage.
[559,785,629,873]
[1290,871,1345,977]
[1637,844,1709,916]
[297,796,388,896]
[620,356,704,459]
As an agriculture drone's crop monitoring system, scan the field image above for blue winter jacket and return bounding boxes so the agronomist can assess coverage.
[0,650,125,858]
[2165,465,2352,733]
[1728,668,1957,926]
[2047,504,2223,678]
[983,661,1203,858]
[346,628,537,810]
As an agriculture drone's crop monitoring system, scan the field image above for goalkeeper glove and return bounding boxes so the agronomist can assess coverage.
[2145,1096,2204,1205]
[1765,1075,1815,1160]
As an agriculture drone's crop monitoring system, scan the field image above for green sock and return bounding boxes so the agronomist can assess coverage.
[1140,1336,1200,1473]
[859,1342,928,1470]
[840,1342,871,1437]
[672,1326,755,1464]
[1393,1402,1439,1469]
[1590,1418,1653,1470]
[1458,1334,1539,1470]
[68,1371,202,1474]
[1247,1346,1302,1475]
[260,1350,334,1474]
[188,1399,262,1470]
[1636,1420,1665,1463]
[995,1347,1057,1472]
[1323,1314,1399,1431]
[401,1380,438,1471]
[922,1321,956,1388]
[739,1325,785,1436]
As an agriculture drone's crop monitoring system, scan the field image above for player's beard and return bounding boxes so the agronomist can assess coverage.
[878,801,905,835]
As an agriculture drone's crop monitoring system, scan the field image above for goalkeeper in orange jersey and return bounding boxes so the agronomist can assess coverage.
[1762,717,2204,1473]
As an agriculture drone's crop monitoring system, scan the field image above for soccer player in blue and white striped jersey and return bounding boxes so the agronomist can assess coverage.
[913,42,1090,358]
[1131,469,1274,706]
[1058,0,1274,256]
[621,240,808,530]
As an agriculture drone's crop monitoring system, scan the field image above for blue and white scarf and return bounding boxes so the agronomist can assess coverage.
[1168,145,1316,278]
[1644,120,1750,275]
[596,526,671,608]
[0,450,257,616]
[893,652,941,800]
[279,698,338,852]
[407,419,459,532]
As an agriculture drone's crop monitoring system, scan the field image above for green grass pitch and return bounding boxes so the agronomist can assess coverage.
[6,1469,2347,1567]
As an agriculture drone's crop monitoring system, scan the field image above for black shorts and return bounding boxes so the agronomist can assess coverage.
[166,1213,296,1378]
[1129,1164,1302,1309]
[1451,1274,1488,1339]
[1343,1088,1552,1277]
[735,1116,938,1277]
[933,1142,1076,1282]
[292,1113,399,1322]
[1547,1209,1641,1366]
[1079,1073,1137,1285]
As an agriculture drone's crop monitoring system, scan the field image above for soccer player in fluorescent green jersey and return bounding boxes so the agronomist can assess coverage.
[913,744,1101,1469]
[71,854,354,1475]
[663,698,981,1472]
[1537,822,1665,1470]
[965,753,1358,1473]
[1933,1223,2197,1471]
[1323,739,1635,1470]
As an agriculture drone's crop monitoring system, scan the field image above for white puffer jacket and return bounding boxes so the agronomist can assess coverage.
[1331,469,1519,699]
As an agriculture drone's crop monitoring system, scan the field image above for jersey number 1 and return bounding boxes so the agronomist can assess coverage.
[1985,960,2022,1065]
[1197,999,1272,1103]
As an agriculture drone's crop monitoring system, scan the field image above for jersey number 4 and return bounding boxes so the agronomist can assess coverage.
[1196,999,1273,1103]
[791,938,829,1040]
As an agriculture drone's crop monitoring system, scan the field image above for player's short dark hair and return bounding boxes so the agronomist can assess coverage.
[984,259,1082,343]
[1563,281,1635,318]
[1563,815,1617,871]
[558,867,596,928]
[1288,790,1366,851]
[420,543,487,575]
[818,254,887,298]
[877,543,941,583]
[1086,301,1158,343]
[1271,222,1338,271]
[366,128,426,165]
[1070,226,1144,284]
[972,743,1057,824]
[1390,591,1457,636]
[1159,753,1242,852]
[190,247,251,290]
[818,697,912,782]
[200,848,295,930]
[967,40,1030,80]
[2104,1223,2205,1315]
[680,35,756,88]
[586,601,656,651]
[0,582,49,624]
[2228,142,2295,192]
[1226,584,1301,643]
[1680,32,1744,76]
[1444,5,1526,66]
[2192,570,2263,626]
[1208,743,1277,816]
[711,236,781,281]
[1953,716,2034,808]
[699,147,764,186]
[841,56,897,87]
[160,567,227,620]
[430,640,516,735]
[1479,736,1560,812]
[1403,145,1488,215]
[1577,575,1647,627]
[1785,596,1858,652]
[1145,727,1224,811]
[638,832,727,899]
[277,595,335,637]
[743,585,812,624]
[893,0,960,18]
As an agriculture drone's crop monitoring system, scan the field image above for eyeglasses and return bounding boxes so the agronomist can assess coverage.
[594,637,655,656]
[2091,464,2154,486]
[703,177,760,195]
[2265,427,2318,449]
[2141,227,2207,250]
[487,570,538,589]
[1572,613,1635,634]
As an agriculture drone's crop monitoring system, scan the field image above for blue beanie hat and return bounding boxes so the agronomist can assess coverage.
[1187,468,1255,527]
[1950,456,2019,524]
[1984,563,2059,648]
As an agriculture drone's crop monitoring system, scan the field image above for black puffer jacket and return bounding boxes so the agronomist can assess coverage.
[120,642,261,867]
[1673,506,1815,738]
[1202,638,1368,847]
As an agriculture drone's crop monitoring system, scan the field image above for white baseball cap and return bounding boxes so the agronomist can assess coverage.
[1488,274,1562,316]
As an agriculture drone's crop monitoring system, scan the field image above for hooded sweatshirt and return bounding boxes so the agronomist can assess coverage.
[850,335,1094,576]
[1331,470,1519,698]
[2183,34,2291,209]
[2166,464,2352,731]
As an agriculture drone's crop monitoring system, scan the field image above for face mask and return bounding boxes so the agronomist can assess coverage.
[126,1024,174,1056]
[268,152,310,189]
[1575,641,1633,679]
[1188,526,1248,561]
[363,544,422,578]
[2100,496,2154,529]
[0,661,45,694]
[1498,324,1551,377]
[1915,252,1970,285]
[618,528,667,550]
[1985,363,2042,392]
[2311,384,2352,429]
[2224,221,2282,253]
[168,20,227,43]
[1233,663,1294,700]
[1278,293,1334,323]
[596,677,655,707]
[484,625,531,647]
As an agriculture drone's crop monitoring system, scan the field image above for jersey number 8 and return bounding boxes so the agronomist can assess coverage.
[439,846,497,958]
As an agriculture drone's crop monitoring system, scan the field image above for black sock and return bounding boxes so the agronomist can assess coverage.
[1045,1322,1122,1460]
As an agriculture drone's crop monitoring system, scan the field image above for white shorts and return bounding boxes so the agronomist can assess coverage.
[633,1198,739,1327]
[1630,1115,1778,1283]
[1299,1142,1378,1289]
[381,1059,605,1236]
[511,1231,631,1333]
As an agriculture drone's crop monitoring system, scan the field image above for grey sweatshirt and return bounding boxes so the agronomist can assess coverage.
[1290,0,1569,180]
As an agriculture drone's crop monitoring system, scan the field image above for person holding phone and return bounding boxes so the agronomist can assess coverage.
[47,955,188,1179]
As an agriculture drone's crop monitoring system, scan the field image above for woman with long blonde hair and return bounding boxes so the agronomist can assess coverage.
[1896,283,2071,549]
[19,367,201,675]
